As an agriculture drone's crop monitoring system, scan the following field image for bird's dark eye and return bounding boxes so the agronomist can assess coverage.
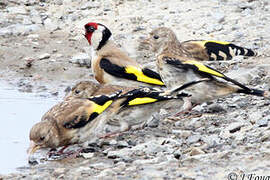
[40,137,45,141]
[75,90,80,94]
[85,25,95,33]
[90,26,95,31]
[153,35,159,39]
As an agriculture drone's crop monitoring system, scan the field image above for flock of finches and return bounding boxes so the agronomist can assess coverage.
[27,22,269,158]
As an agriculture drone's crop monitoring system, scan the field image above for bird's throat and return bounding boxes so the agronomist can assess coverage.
[85,32,92,45]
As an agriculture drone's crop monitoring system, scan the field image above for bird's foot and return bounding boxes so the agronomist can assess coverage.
[47,146,82,159]
[64,149,84,159]
[47,146,68,157]
[48,150,81,159]
[175,110,202,119]
[168,104,202,120]
[100,131,124,138]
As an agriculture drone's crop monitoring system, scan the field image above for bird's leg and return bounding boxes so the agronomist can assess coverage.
[58,146,69,154]
[64,148,84,159]
[47,145,69,157]
[100,129,129,138]
[100,132,122,138]
[174,97,193,116]
[48,146,85,159]
[169,97,202,120]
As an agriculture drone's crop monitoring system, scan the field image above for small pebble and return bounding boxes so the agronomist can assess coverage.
[39,53,51,60]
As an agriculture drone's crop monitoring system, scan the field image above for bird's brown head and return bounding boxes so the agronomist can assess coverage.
[84,22,112,50]
[64,81,100,100]
[144,27,178,54]
[28,121,60,154]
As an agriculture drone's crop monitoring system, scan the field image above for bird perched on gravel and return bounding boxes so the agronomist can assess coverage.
[28,80,197,155]
[84,22,164,87]
[144,27,268,110]
[28,91,122,155]
[64,81,195,134]
[145,27,257,61]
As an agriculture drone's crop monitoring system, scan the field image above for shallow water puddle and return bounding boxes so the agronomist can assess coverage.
[0,81,61,174]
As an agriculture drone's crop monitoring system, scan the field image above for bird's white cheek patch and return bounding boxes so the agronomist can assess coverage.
[91,30,103,50]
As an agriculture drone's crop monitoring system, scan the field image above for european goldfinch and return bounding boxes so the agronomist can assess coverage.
[28,91,121,154]
[29,80,196,154]
[145,27,257,61]
[84,22,164,87]
[65,81,195,133]
[144,27,269,108]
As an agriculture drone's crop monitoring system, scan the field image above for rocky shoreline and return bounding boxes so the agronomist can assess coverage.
[1,0,270,179]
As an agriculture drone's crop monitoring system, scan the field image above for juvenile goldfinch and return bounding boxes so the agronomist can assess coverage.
[28,91,121,154]
[65,81,195,133]
[29,80,196,155]
[84,22,164,87]
[145,27,257,61]
[145,27,269,107]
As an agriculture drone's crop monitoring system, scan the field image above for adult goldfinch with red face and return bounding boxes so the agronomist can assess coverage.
[84,22,164,87]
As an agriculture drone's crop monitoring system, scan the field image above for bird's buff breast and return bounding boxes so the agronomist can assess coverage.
[160,63,188,89]
[91,56,106,84]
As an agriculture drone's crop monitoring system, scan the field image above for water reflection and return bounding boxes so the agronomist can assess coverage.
[0,81,61,174]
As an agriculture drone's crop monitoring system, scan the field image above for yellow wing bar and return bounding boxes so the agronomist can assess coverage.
[125,66,164,85]
[183,60,225,78]
[91,100,113,114]
[128,97,158,106]
[195,40,230,47]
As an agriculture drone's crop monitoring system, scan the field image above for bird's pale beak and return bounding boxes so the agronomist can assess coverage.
[27,141,41,155]
[63,95,72,101]
[63,90,73,101]
[143,37,151,45]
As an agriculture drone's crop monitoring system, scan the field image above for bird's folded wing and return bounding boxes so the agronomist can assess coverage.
[163,55,251,91]
[119,87,187,107]
[63,112,97,129]
[169,79,210,94]
[63,92,121,129]
[181,40,257,61]
[100,58,164,85]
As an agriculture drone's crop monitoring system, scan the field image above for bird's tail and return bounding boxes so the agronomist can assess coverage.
[203,41,257,60]
[231,44,257,57]
[170,78,210,94]
[237,88,270,99]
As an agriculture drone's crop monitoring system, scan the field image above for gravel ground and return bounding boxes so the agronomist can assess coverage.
[1,0,270,179]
